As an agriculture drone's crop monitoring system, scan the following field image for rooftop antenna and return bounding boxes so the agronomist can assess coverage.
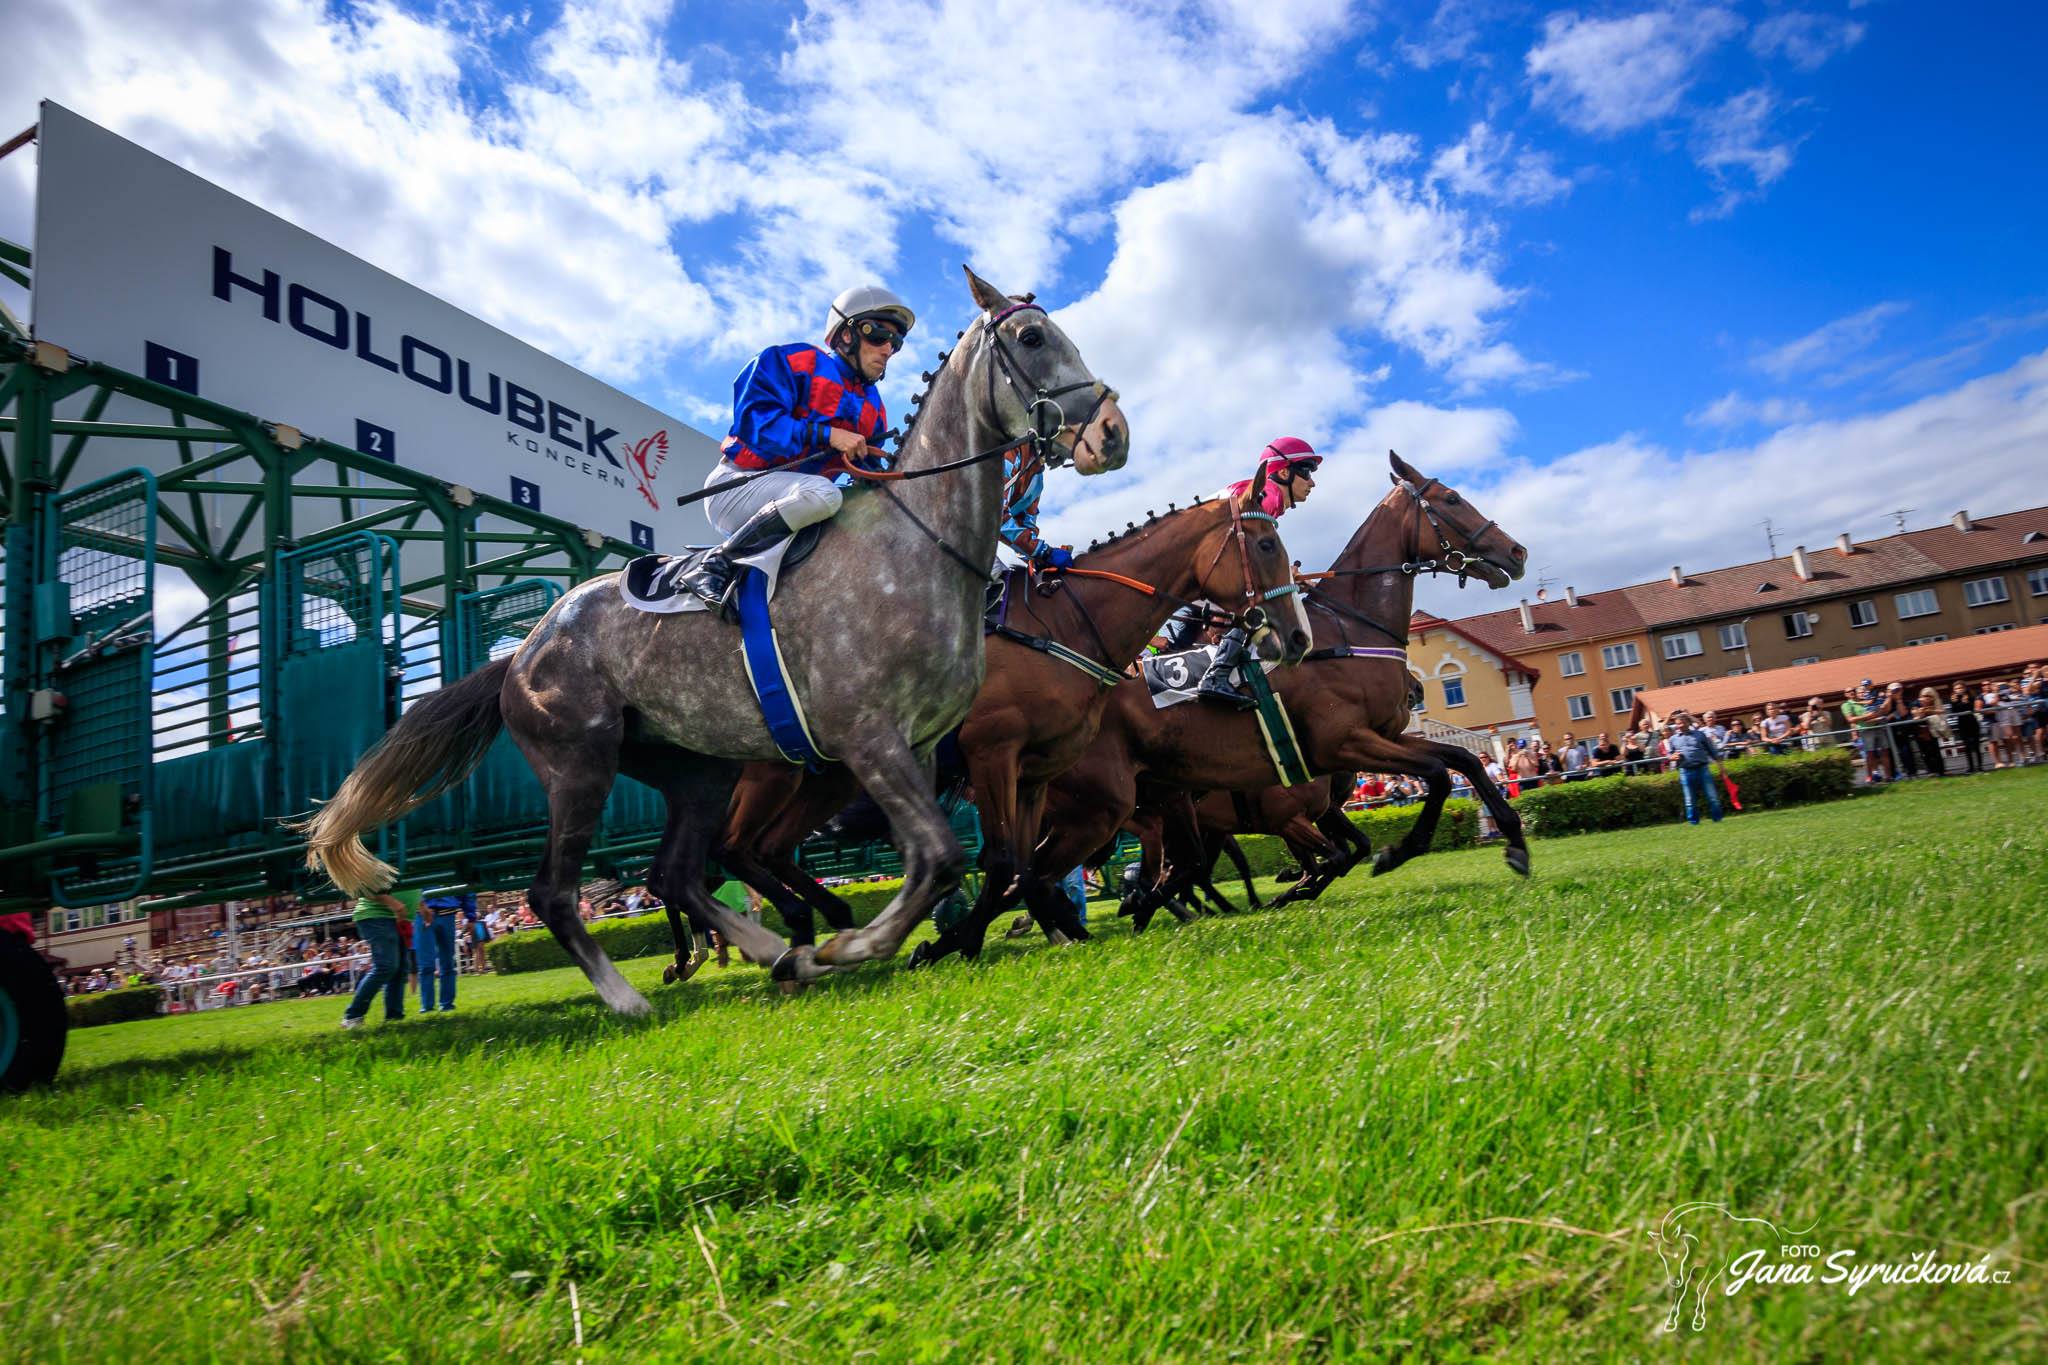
[1759,517,1779,558]
[1888,507,1915,534]
[1533,567,1558,598]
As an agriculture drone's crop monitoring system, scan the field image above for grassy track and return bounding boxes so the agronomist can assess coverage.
[4,770,2045,1361]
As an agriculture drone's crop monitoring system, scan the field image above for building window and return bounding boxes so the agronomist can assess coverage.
[1894,588,1939,619]
[1974,622,2017,634]
[1668,674,1707,685]
[2028,566,2048,597]
[1600,641,1641,668]
[1848,600,1877,628]
[1726,666,1752,676]
[1963,576,2010,607]
[1558,650,1585,677]
[1857,644,1887,655]
[1904,634,1949,646]
[1661,631,1702,660]
[1717,622,1747,651]
[1566,694,1594,720]
[1791,655,1821,666]
[1442,676,1467,707]
[1782,611,1813,639]
[1609,686,1639,713]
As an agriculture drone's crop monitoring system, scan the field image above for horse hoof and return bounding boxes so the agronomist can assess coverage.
[1505,847,1532,877]
[907,942,936,970]
[771,944,816,981]
[778,979,808,997]
[1370,850,1399,877]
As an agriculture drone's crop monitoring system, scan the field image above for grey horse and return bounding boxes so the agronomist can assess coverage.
[298,268,1128,1013]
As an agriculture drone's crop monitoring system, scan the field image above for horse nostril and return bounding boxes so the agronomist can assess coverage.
[1513,546,1527,560]
[1292,629,1310,650]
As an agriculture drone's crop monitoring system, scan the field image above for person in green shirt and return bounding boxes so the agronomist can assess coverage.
[342,886,422,1029]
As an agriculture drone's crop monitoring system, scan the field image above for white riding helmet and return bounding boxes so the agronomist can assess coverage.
[825,284,916,346]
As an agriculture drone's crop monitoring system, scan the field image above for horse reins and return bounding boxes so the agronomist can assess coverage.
[1298,476,1501,654]
[1006,502,1301,688]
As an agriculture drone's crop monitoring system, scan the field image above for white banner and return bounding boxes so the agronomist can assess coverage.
[30,102,718,550]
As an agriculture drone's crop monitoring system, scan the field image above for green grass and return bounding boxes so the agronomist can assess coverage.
[5,770,2046,1361]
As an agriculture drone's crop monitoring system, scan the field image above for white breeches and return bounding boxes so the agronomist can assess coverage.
[704,461,844,536]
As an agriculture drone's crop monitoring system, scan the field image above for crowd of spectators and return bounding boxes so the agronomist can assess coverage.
[1346,664,2045,803]
[57,884,674,1004]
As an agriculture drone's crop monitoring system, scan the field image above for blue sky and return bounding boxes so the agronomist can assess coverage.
[5,0,2045,617]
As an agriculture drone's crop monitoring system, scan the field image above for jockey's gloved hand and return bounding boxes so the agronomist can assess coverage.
[1039,545,1074,570]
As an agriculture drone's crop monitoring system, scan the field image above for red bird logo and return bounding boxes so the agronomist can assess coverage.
[625,430,668,510]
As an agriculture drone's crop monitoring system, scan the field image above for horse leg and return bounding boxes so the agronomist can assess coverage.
[1320,731,1453,878]
[1407,739,1531,877]
[1270,815,1344,905]
[509,714,652,1017]
[1314,802,1373,879]
[1015,784,1088,942]
[1213,832,1262,909]
[909,750,1030,967]
[805,731,961,973]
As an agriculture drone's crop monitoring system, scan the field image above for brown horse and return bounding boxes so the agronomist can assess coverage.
[690,475,1312,980]
[915,450,1529,962]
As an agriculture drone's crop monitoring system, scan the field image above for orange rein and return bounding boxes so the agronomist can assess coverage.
[1053,566,1158,595]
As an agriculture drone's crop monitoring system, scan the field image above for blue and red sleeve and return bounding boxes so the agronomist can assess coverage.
[727,345,826,462]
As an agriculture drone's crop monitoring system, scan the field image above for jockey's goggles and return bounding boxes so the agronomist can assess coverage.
[854,319,906,351]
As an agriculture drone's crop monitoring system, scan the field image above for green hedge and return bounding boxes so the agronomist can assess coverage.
[66,984,163,1028]
[1226,799,1481,878]
[1510,749,1857,838]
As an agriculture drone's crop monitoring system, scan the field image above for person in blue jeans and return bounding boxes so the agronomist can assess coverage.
[416,891,470,1012]
[342,885,421,1029]
[1665,710,1725,825]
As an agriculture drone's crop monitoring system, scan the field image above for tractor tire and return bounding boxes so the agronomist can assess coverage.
[0,934,67,1093]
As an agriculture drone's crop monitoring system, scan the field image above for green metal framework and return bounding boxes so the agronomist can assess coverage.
[0,231,665,913]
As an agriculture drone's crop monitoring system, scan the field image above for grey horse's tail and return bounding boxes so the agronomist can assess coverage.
[292,656,514,896]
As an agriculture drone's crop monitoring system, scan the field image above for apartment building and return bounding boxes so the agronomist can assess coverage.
[1436,503,2048,740]
[1404,611,1543,746]
[1432,590,1657,743]
[1623,506,2048,686]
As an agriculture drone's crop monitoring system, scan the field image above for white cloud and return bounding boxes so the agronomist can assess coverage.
[1429,121,1573,205]
[3,0,750,384]
[1400,0,1507,69]
[1526,7,1744,135]
[1689,87,1801,220]
[1048,114,1541,459]
[1754,301,1909,379]
[779,0,1358,289]
[1750,11,1866,71]
[1419,349,2048,618]
[1685,392,1814,428]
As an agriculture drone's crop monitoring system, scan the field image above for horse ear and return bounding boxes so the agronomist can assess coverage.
[1239,462,1267,511]
[963,266,1010,314]
[1388,449,1426,486]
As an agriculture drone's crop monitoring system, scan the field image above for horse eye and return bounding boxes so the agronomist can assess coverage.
[1260,538,1277,553]
[1445,493,1461,505]
[1019,327,1045,348]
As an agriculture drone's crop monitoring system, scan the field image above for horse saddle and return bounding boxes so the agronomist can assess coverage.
[619,522,828,616]
[1139,645,1216,709]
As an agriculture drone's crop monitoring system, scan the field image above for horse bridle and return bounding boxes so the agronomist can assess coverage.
[1009,498,1301,687]
[984,300,1117,469]
[1297,476,1504,646]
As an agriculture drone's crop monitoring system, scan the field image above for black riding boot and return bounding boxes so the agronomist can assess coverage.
[680,504,798,607]
[1196,627,1255,708]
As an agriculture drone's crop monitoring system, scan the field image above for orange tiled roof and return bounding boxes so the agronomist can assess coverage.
[1442,592,1649,658]
[1408,610,1544,677]
[1629,623,2048,723]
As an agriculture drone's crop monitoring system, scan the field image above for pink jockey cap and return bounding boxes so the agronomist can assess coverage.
[1226,437,1320,516]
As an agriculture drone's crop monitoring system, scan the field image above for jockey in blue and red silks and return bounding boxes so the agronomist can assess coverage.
[1163,436,1322,705]
[680,285,916,606]
[996,442,1074,573]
